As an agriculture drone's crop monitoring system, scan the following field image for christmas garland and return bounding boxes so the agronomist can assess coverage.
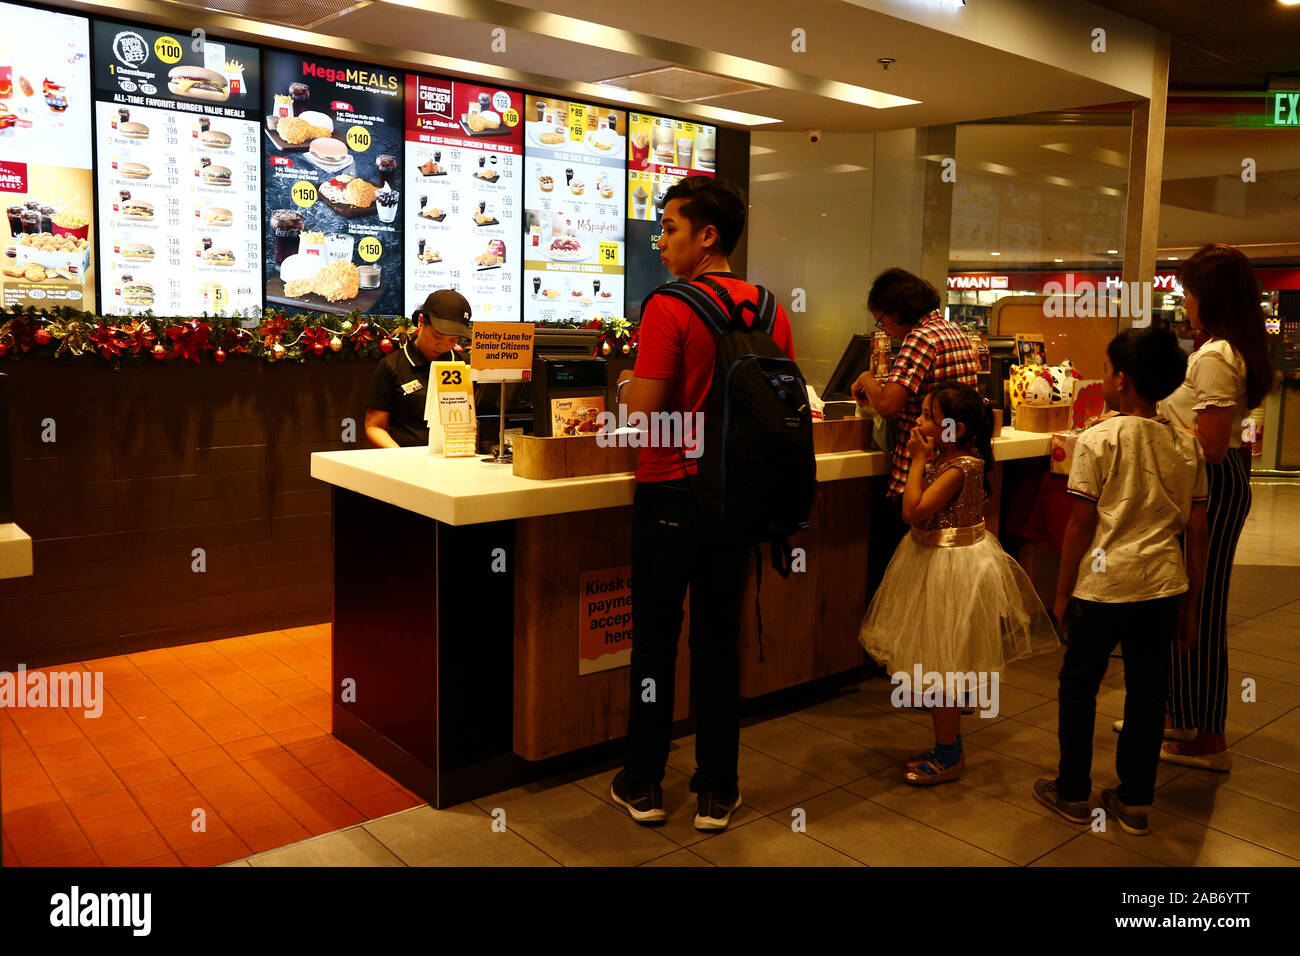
[0,306,639,366]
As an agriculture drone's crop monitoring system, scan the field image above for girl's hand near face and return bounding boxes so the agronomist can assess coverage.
[906,426,934,461]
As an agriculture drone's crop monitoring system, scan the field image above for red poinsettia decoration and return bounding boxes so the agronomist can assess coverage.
[260,314,290,349]
[0,315,35,352]
[300,326,331,354]
[224,326,253,354]
[165,319,214,364]
[90,323,123,361]
[349,320,374,353]
[120,319,156,356]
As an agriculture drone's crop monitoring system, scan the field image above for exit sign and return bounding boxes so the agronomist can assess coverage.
[1269,91,1300,125]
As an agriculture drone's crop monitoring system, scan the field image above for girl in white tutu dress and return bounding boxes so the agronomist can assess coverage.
[860,382,1057,785]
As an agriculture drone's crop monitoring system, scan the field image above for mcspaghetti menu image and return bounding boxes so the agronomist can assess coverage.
[522,95,625,324]
[92,20,262,317]
[263,51,403,316]
[404,74,523,319]
[0,2,95,311]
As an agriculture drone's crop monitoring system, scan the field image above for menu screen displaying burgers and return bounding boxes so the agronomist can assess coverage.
[522,96,625,325]
[0,3,95,311]
[624,112,718,319]
[404,74,523,320]
[92,20,262,317]
[262,51,403,316]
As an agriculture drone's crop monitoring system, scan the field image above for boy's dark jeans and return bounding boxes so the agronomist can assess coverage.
[625,478,750,794]
[1057,594,1180,807]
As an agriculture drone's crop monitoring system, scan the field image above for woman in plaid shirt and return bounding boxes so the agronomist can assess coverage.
[852,269,982,499]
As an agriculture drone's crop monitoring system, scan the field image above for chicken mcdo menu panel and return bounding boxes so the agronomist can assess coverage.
[625,112,717,319]
[92,21,262,317]
[522,96,625,324]
[262,51,403,316]
[404,75,522,319]
[0,3,95,311]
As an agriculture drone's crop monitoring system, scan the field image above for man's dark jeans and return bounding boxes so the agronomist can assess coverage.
[1057,595,1180,807]
[625,478,750,794]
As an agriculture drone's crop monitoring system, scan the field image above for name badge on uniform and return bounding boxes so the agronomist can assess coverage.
[400,380,424,396]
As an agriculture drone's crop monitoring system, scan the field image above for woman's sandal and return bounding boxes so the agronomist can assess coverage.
[904,748,938,769]
[904,754,966,786]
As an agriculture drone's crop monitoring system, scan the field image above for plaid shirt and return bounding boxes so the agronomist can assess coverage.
[885,311,980,496]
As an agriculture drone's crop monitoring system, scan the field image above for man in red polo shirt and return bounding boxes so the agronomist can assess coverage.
[611,177,794,831]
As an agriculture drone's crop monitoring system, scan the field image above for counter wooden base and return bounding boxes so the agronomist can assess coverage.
[330,479,873,805]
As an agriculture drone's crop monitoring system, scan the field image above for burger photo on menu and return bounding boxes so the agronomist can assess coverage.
[120,198,154,221]
[200,161,232,187]
[169,66,230,103]
[118,121,150,141]
[200,128,231,149]
[121,278,154,308]
[118,161,151,181]
[202,206,233,227]
[118,241,155,262]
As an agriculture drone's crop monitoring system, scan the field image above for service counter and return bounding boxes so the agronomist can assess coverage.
[311,428,1053,807]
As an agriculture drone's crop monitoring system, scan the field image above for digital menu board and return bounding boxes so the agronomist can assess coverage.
[93,21,262,317]
[625,112,717,319]
[262,51,403,316]
[522,96,625,325]
[0,3,95,311]
[404,75,523,319]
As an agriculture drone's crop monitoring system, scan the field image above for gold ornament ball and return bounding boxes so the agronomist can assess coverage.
[341,320,353,332]
[601,340,611,355]
[330,335,343,352]
[622,342,631,354]
[272,343,286,360]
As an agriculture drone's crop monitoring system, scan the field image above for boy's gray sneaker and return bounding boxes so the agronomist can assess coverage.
[1101,788,1151,835]
[1033,778,1090,824]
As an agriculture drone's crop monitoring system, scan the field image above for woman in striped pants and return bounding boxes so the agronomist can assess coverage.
[1155,245,1275,772]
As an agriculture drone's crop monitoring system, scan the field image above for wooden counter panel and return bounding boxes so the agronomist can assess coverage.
[513,505,691,761]
[739,478,870,698]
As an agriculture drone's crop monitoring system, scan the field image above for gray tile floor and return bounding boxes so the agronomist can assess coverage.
[230,485,1300,867]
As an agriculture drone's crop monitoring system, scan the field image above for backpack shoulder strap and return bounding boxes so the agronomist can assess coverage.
[697,276,780,335]
[645,281,730,337]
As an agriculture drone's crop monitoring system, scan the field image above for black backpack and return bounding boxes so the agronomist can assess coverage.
[644,274,817,579]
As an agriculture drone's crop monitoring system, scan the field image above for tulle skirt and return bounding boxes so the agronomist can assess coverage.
[859,531,1059,680]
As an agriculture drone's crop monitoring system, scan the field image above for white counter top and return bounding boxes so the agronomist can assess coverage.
[0,523,33,579]
[311,428,1053,526]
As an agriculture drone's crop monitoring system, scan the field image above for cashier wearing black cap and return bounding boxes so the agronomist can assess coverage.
[363,290,472,448]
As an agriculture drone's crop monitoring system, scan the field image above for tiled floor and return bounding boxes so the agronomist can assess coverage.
[230,485,1300,868]
[6,487,1299,867]
[0,625,420,866]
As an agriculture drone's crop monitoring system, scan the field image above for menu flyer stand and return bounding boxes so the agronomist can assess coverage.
[471,322,535,464]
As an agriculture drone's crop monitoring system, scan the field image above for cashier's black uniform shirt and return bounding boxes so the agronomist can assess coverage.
[364,343,459,447]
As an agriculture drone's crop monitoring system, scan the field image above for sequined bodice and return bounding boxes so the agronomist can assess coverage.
[912,456,986,532]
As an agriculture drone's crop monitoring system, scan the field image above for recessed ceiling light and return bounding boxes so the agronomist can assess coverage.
[1107,249,1119,254]
[1280,1,1300,8]
[990,251,1001,256]
[1168,256,1178,260]
[1054,258,1063,263]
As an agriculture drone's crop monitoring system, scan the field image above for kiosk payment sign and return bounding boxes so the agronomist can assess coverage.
[579,566,632,674]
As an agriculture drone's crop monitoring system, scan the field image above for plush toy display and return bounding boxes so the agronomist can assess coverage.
[1009,360,1080,407]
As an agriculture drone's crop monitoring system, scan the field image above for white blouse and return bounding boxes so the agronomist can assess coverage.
[1158,338,1249,449]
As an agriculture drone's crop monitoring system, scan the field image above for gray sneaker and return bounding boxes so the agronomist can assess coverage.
[611,769,666,823]
[1101,788,1150,835]
[694,788,742,831]
[1032,778,1090,824]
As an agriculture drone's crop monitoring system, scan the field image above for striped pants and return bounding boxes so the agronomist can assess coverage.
[1169,449,1252,735]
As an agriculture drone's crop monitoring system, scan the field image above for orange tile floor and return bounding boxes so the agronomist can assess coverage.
[0,625,422,866]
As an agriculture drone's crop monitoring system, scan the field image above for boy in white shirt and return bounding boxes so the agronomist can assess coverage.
[1034,329,1209,835]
